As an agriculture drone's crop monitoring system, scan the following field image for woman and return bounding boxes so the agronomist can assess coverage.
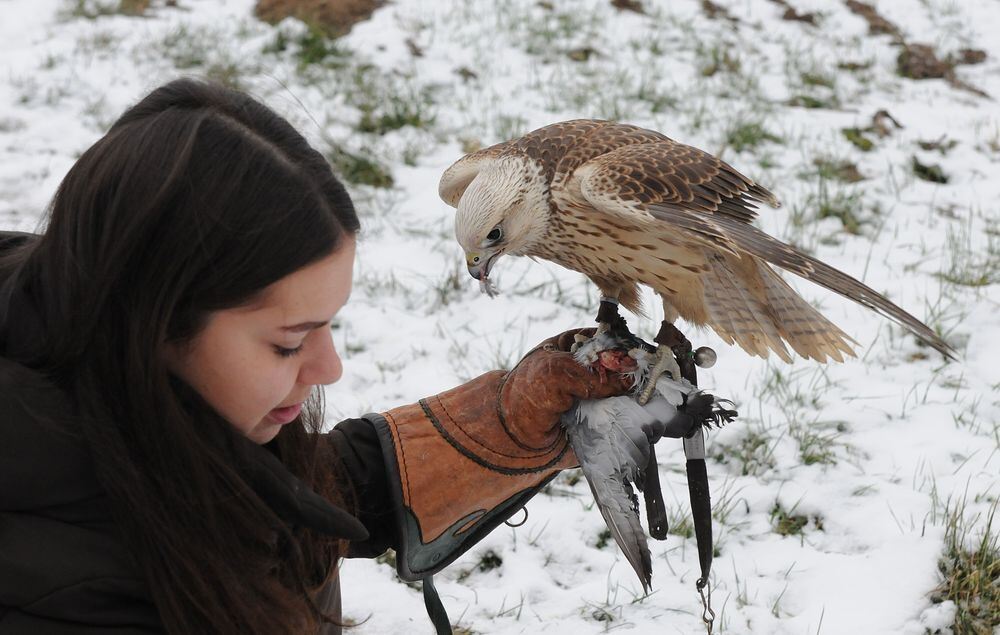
[0,79,640,633]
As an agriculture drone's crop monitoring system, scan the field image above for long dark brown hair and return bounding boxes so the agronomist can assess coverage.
[1,78,360,633]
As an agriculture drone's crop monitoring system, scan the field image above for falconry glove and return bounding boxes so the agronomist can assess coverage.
[365,328,633,581]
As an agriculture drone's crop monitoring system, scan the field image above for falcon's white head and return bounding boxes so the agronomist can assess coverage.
[453,154,549,290]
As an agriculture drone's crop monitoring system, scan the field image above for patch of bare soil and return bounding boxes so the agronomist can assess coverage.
[845,0,902,40]
[769,0,818,25]
[897,43,950,79]
[610,0,645,14]
[953,48,987,66]
[842,2,989,99]
[254,0,384,37]
[701,0,738,23]
[121,0,151,14]
[898,43,990,98]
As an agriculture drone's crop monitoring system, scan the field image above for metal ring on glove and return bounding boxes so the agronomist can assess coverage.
[504,506,529,527]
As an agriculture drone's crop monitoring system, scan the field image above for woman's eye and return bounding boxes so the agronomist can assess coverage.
[273,344,304,358]
[487,227,502,241]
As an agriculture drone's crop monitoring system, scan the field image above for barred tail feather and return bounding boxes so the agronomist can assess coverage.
[757,263,857,363]
[701,253,794,361]
[718,217,955,360]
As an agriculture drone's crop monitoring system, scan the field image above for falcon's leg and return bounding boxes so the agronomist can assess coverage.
[596,296,630,336]
[572,296,631,353]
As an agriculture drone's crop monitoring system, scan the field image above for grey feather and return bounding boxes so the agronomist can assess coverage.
[562,333,735,592]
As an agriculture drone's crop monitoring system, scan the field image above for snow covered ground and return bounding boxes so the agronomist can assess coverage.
[1,0,997,633]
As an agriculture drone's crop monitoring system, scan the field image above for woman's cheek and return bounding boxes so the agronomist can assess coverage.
[263,361,300,407]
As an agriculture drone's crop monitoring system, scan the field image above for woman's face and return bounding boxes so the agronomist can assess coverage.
[164,239,355,444]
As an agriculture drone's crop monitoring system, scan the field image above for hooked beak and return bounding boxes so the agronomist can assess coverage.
[466,250,501,281]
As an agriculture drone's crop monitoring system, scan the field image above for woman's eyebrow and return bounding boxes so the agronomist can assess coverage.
[281,320,329,333]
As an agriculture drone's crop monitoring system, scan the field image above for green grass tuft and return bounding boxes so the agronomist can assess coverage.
[770,502,810,537]
[713,423,779,476]
[800,71,835,88]
[699,44,742,77]
[791,421,845,466]
[667,505,695,539]
[842,127,874,152]
[477,549,504,572]
[935,214,1000,288]
[814,183,866,235]
[771,505,807,537]
[296,26,348,67]
[358,93,436,135]
[326,144,394,188]
[596,528,612,549]
[933,503,999,634]
[811,157,865,183]
[918,137,958,155]
[788,94,837,109]
[726,121,783,152]
[912,156,949,183]
[63,0,148,19]
[837,60,873,72]
[263,24,349,69]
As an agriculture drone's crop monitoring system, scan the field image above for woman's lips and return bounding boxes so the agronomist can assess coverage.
[268,402,302,425]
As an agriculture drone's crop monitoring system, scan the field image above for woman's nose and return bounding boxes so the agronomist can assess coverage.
[300,329,343,386]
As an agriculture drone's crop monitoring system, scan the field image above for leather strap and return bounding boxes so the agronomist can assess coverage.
[686,454,713,586]
[422,575,451,635]
[679,351,713,587]
[642,445,668,540]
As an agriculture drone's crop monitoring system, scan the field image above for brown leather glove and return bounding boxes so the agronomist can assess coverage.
[497,329,635,453]
[366,328,635,581]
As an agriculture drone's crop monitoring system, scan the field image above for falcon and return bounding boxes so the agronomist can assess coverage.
[440,119,954,395]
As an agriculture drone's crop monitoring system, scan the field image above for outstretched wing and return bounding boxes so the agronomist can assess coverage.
[568,141,954,360]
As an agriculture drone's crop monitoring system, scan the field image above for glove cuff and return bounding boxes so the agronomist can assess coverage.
[368,373,573,580]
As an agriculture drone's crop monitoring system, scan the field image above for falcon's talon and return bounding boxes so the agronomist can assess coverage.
[637,346,681,405]
[666,356,681,381]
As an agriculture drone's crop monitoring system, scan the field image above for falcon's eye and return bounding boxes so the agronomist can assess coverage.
[486,227,503,242]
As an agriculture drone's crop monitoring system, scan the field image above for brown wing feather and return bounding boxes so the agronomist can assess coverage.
[549,121,672,186]
[496,119,679,189]
[571,145,747,257]
[578,140,779,223]
[504,119,609,183]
